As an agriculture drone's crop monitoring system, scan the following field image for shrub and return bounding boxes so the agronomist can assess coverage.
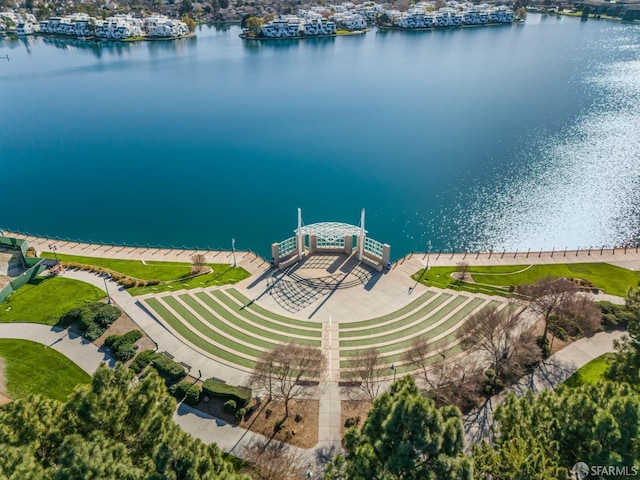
[115,343,137,361]
[129,350,158,374]
[202,378,251,407]
[344,416,360,428]
[274,419,285,432]
[599,301,636,329]
[61,302,121,340]
[151,354,186,382]
[235,407,247,419]
[224,399,237,414]
[112,330,143,350]
[170,381,201,406]
[537,335,551,358]
[294,413,303,423]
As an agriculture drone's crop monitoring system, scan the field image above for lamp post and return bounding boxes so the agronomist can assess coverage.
[268,360,273,401]
[49,244,59,262]
[232,238,236,268]
[103,272,112,304]
[390,363,396,383]
[425,240,432,270]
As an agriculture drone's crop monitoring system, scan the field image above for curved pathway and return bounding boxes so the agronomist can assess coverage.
[463,329,627,448]
[0,323,115,374]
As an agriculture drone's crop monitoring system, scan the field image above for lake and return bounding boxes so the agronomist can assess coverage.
[1,15,639,259]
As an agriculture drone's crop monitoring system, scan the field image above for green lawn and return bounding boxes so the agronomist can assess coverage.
[129,265,250,296]
[0,277,105,325]
[564,353,613,387]
[40,252,251,296]
[0,339,91,402]
[41,252,192,280]
[413,263,640,297]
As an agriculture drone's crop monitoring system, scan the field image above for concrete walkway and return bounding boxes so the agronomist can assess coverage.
[0,323,115,374]
[463,329,626,447]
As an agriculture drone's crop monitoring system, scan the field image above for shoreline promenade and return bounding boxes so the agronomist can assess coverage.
[5,230,640,271]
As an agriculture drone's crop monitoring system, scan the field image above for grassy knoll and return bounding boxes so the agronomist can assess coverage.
[413,263,640,297]
[564,353,614,387]
[0,277,105,325]
[40,252,250,295]
[471,263,639,297]
[129,265,250,296]
[41,252,192,280]
[0,339,90,402]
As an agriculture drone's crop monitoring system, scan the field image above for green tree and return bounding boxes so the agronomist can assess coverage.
[218,0,229,9]
[607,288,640,385]
[182,14,196,32]
[244,16,263,36]
[473,382,640,477]
[324,376,472,480]
[0,364,247,479]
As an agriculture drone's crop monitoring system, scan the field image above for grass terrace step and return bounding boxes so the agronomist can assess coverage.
[144,297,257,369]
[162,296,280,353]
[226,289,323,330]
[183,293,320,347]
[339,291,438,330]
[208,290,322,339]
[340,296,476,349]
[340,293,452,339]
[340,298,495,357]
[340,343,466,375]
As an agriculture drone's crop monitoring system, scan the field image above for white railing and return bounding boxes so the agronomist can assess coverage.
[317,237,345,249]
[279,236,298,256]
[364,237,383,259]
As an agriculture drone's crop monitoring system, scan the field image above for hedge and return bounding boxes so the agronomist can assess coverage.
[151,354,186,382]
[130,350,158,374]
[169,381,201,406]
[202,378,252,407]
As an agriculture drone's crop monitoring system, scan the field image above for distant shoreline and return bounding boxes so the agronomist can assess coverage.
[239,29,367,41]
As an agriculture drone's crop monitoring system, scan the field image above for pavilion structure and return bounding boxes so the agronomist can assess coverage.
[271,208,391,272]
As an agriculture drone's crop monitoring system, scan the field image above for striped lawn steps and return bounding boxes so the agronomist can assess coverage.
[340,343,466,378]
[340,299,502,369]
[162,296,281,354]
[144,297,257,370]
[340,295,473,349]
[338,291,438,331]
[227,289,322,330]
[209,290,322,338]
[340,298,495,358]
[339,293,453,339]
[184,293,320,347]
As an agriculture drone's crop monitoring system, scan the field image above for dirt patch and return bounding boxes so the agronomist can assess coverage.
[195,395,319,449]
[341,400,371,437]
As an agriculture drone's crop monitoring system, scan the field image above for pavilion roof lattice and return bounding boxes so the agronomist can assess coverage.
[295,222,366,243]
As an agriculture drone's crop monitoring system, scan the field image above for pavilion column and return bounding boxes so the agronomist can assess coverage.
[344,235,353,254]
[309,235,317,254]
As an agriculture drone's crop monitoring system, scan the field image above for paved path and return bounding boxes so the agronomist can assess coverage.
[0,323,115,374]
[463,329,626,448]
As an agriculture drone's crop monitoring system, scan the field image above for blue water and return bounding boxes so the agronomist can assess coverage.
[1,16,640,258]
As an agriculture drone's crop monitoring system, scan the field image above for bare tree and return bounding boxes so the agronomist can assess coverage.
[459,307,522,377]
[459,307,542,383]
[456,262,470,282]
[518,277,576,341]
[405,340,481,411]
[190,253,207,274]
[249,343,325,418]
[241,438,306,480]
[344,348,388,403]
[555,294,601,338]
